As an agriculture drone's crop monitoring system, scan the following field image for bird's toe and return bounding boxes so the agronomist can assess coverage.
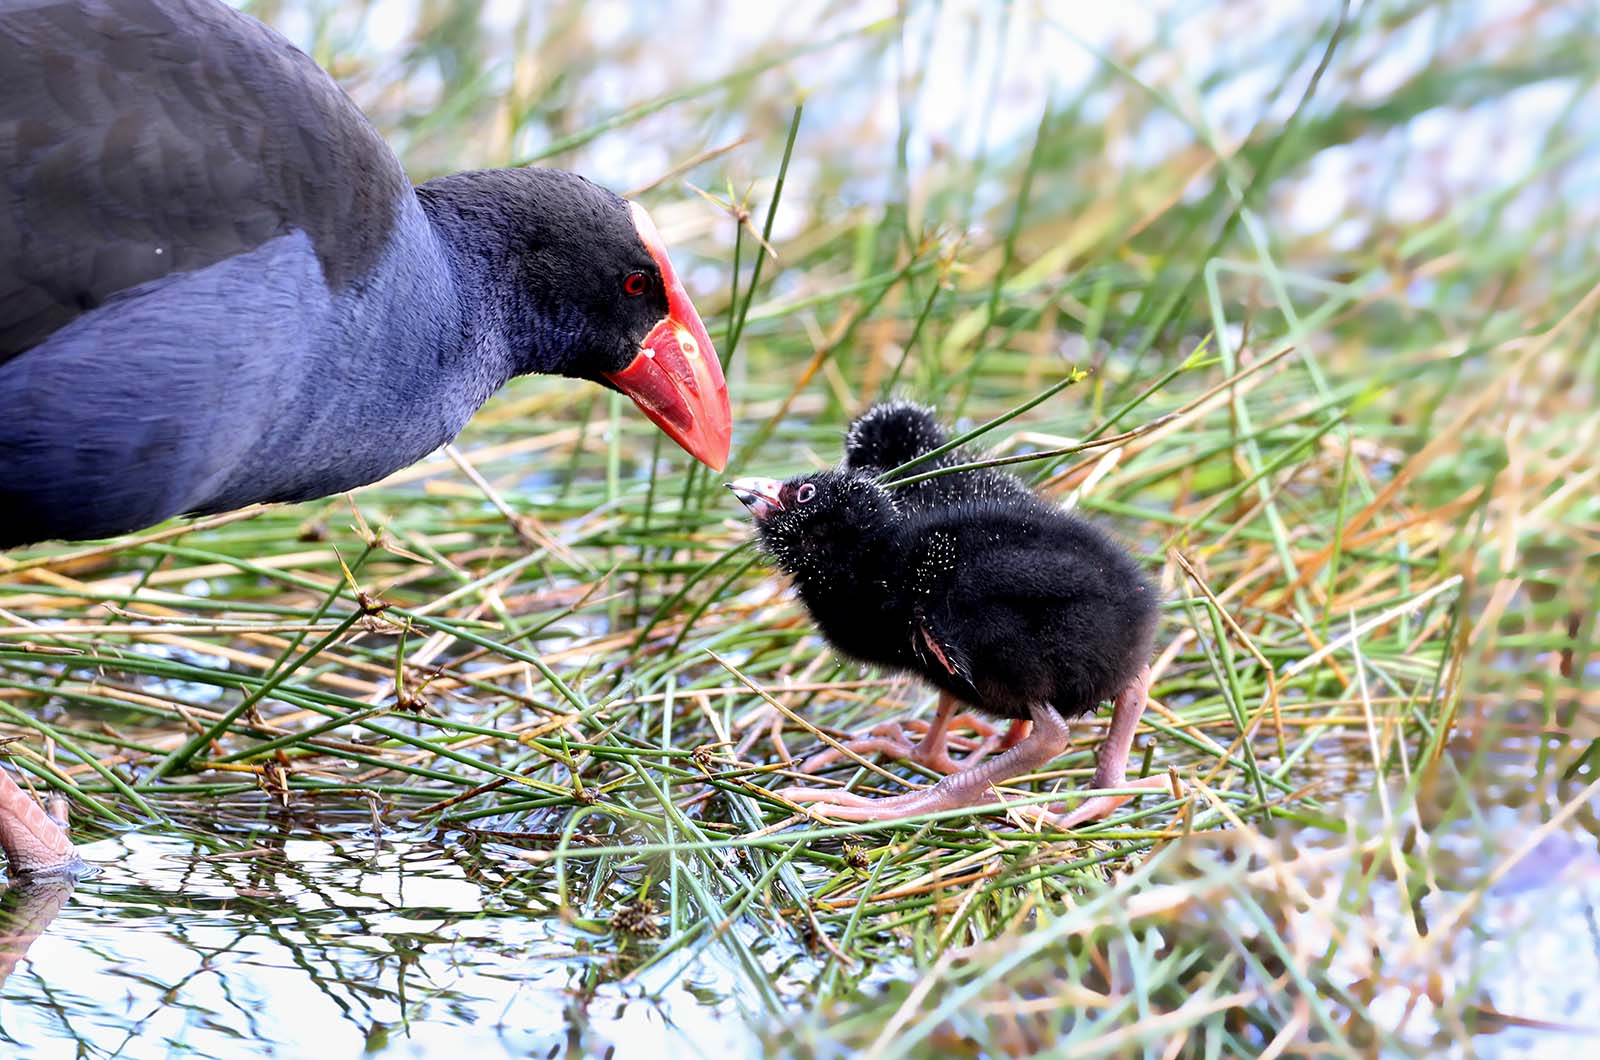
[797,730,919,774]
[1025,772,1181,830]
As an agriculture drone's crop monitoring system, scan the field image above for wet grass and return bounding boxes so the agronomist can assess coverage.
[3,1,1597,1055]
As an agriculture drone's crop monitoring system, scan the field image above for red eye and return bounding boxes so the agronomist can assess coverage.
[623,271,648,296]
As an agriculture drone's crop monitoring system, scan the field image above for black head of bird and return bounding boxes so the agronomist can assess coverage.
[415,171,728,465]
[728,470,900,587]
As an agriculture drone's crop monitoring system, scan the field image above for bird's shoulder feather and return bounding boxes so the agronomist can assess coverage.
[0,0,411,360]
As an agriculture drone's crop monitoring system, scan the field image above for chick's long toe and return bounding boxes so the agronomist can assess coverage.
[1020,667,1183,829]
[778,701,1071,821]
[798,693,1028,776]
[779,669,1182,828]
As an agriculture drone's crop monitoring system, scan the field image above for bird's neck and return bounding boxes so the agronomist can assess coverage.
[204,186,565,510]
[788,523,899,599]
[184,207,519,514]
[417,184,567,379]
[308,194,517,450]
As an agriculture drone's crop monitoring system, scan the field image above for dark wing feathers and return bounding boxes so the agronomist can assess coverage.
[0,0,410,360]
[906,527,981,699]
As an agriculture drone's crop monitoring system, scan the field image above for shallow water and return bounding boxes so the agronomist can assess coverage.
[3,766,1596,1058]
[1334,792,1600,1055]
[1,814,779,1058]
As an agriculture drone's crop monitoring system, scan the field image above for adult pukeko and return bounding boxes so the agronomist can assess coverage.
[0,0,731,552]
[729,403,1179,828]
[0,0,731,877]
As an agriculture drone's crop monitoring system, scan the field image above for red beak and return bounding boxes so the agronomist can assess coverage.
[603,201,732,471]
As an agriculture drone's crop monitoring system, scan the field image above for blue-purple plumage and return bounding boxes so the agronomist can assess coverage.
[0,0,700,548]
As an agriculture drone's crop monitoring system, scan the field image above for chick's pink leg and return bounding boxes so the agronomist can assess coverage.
[1041,667,1177,828]
[778,701,1070,820]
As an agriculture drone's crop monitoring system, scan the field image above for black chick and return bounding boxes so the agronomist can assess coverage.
[796,401,1045,773]
[729,416,1174,826]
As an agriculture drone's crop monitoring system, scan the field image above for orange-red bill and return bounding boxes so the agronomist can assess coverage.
[604,201,731,471]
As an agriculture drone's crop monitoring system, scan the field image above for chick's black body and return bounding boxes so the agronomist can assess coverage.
[732,401,1173,826]
[753,470,1157,723]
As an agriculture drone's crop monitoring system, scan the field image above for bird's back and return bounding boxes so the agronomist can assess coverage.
[0,0,410,359]
[901,500,1158,715]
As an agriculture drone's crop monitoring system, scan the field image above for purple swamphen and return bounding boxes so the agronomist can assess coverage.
[0,0,731,878]
[0,0,731,552]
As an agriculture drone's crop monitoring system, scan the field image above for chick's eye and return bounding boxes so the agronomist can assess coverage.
[796,483,817,504]
[623,271,649,296]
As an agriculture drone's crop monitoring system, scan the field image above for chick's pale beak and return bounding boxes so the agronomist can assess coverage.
[604,201,732,472]
[728,477,784,521]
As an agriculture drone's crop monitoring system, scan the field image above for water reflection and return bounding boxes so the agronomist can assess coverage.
[1,770,1593,1057]
[0,877,75,993]
[1361,795,1600,1054]
[0,815,765,1058]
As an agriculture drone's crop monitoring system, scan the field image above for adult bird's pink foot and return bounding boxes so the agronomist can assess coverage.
[0,767,83,879]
